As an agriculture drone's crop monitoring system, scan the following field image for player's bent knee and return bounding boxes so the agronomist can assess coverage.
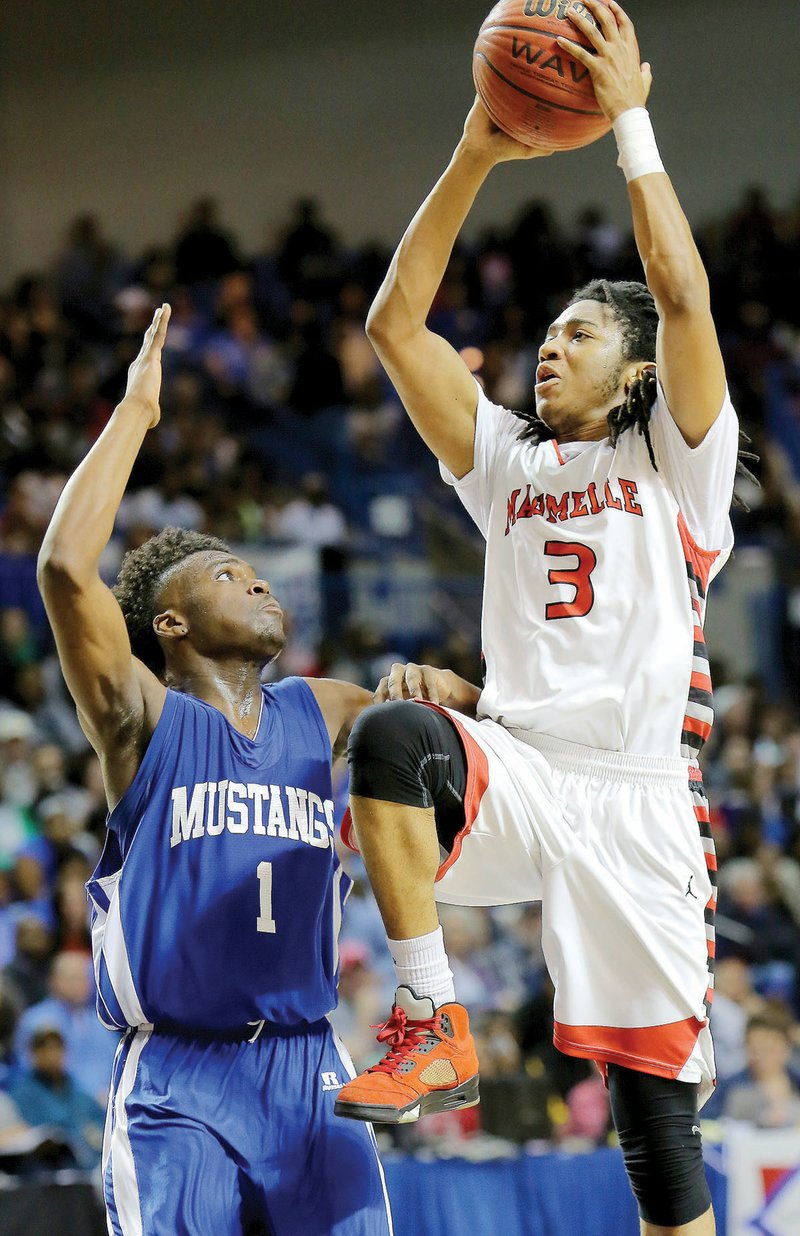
[348,700,467,820]
[608,1065,711,1228]
[348,701,433,808]
[349,701,422,764]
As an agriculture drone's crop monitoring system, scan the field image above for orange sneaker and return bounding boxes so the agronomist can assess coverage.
[334,986,480,1124]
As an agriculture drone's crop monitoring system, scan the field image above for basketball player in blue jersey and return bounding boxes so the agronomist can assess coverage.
[37,303,480,1236]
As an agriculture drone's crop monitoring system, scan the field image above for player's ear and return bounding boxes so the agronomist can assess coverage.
[153,610,188,643]
[624,361,657,395]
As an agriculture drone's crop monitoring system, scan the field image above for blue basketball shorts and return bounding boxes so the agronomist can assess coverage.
[103,1019,393,1235]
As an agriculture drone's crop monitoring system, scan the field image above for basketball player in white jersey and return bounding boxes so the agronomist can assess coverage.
[335,4,739,1232]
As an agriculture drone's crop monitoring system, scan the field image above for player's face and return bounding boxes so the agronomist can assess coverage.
[534,300,628,436]
[163,551,286,665]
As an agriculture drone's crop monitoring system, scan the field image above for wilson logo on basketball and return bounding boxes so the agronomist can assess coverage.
[523,1,597,23]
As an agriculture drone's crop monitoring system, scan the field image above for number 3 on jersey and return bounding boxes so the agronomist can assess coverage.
[544,541,597,620]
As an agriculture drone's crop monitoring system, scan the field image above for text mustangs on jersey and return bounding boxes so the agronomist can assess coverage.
[170,780,336,849]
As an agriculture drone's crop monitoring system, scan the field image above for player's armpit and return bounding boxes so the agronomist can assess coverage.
[37,563,165,752]
[655,310,727,448]
[366,323,478,480]
[303,679,373,760]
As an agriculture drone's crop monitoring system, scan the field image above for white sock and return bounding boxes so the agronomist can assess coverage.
[387,926,456,1008]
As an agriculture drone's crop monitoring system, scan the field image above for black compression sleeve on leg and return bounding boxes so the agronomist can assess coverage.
[608,1064,711,1228]
[347,701,468,852]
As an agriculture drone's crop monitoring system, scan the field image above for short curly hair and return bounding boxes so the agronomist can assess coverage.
[113,527,229,672]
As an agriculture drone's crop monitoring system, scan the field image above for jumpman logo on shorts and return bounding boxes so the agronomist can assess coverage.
[685,875,698,900]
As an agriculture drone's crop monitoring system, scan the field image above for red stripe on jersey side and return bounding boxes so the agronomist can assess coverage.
[340,806,358,853]
[677,512,720,594]
[552,440,566,466]
[678,513,721,761]
[683,715,712,739]
[553,1016,707,1079]
[691,776,717,1019]
[416,702,490,882]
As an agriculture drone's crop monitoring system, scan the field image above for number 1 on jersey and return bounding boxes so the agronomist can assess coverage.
[256,861,277,933]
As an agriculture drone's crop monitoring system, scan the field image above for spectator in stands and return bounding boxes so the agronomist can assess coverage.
[437,905,504,1015]
[0,1083,77,1176]
[117,454,205,534]
[9,1026,104,1169]
[276,471,347,550]
[276,472,349,633]
[14,952,120,1104]
[9,853,52,931]
[710,952,766,1084]
[277,197,338,298]
[53,872,92,955]
[29,743,69,805]
[328,941,390,1071]
[0,608,38,679]
[560,1074,611,1146]
[54,213,127,339]
[173,197,240,286]
[2,915,53,1013]
[0,708,37,810]
[722,1007,800,1127]
[716,857,800,983]
[287,308,345,413]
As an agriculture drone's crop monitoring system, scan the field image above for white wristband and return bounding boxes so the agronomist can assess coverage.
[612,108,664,183]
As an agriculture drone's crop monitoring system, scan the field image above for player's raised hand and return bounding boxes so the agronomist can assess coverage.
[460,97,552,165]
[123,303,172,428]
[375,663,449,705]
[374,664,482,717]
[557,0,652,123]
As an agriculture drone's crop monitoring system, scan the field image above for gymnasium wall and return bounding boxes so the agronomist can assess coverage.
[0,0,796,281]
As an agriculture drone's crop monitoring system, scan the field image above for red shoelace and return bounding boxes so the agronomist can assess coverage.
[367,1006,439,1075]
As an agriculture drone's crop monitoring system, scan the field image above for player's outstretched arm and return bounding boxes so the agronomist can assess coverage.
[562,0,726,446]
[37,307,170,780]
[367,101,549,479]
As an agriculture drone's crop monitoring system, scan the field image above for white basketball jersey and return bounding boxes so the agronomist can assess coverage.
[441,381,739,757]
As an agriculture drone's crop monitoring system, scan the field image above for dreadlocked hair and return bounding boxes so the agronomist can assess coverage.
[113,527,229,673]
[513,278,760,504]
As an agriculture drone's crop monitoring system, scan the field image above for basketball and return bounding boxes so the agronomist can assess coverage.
[473,0,613,151]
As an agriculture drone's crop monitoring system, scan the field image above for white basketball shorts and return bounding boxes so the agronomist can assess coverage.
[345,705,717,1106]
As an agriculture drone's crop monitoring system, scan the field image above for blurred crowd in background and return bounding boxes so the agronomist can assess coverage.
[1,182,800,1175]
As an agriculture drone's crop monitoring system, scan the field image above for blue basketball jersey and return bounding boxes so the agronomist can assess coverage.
[87,678,352,1032]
